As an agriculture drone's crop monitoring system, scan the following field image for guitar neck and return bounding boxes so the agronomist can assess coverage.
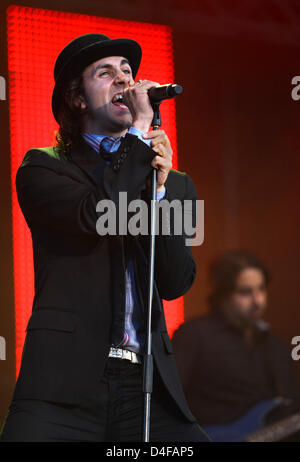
[245,412,300,442]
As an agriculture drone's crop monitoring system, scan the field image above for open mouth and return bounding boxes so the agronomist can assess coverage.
[111,93,128,110]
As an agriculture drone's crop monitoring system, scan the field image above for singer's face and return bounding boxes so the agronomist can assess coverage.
[222,268,267,328]
[79,56,135,136]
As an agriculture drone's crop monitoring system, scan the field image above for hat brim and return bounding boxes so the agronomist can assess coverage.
[52,38,142,122]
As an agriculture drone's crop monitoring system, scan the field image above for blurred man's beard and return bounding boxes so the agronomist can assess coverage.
[248,304,263,319]
[240,305,264,328]
[223,302,263,330]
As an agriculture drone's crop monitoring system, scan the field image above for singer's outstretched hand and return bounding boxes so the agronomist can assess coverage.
[143,129,173,192]
[123,79,159,133]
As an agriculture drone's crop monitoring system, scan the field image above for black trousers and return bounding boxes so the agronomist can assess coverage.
[0,358,209,442]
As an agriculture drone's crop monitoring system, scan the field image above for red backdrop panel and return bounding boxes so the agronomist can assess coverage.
[7,4,182,376]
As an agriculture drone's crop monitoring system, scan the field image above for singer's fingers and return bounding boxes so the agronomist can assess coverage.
[151,154,172,171]
[132,80,160,91]
[152,143,166,157]
[145,131,172,154]
[143,130,166,138]
[123,81,158,99]
[143,130,171,146]
[151,145,172,168]
[151,136,172,151]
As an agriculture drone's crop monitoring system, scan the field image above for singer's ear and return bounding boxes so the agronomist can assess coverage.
[65,93,87,112]
[74,94,87,110]
[64,76,87,112]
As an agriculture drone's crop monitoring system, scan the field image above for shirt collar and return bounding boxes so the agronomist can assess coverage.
[82,126,146,153]
[82,133,120,152]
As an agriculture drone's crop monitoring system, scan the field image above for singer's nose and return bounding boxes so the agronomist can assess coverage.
[115,69,131,86]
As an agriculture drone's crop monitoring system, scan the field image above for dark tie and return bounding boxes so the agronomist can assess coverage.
[99,137,117,163]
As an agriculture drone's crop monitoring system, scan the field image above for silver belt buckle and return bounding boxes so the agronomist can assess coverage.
[109,347,141,364]
[109,347,123,359]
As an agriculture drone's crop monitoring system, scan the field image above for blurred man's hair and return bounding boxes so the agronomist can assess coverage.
[207,250,271,310]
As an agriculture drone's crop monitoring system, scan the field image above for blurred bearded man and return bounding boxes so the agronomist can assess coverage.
[172,250,300,441]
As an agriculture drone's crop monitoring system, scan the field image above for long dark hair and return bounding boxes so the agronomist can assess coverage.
[55,75,87,154]
[207,250,271,311]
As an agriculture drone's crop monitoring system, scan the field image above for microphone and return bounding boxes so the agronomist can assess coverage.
[148,84,183,103]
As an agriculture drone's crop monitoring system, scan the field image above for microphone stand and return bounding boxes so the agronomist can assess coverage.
[142,85,182,442]
[142,101,161,442]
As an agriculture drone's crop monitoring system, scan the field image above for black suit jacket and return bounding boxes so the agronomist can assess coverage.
[12,133,197,422]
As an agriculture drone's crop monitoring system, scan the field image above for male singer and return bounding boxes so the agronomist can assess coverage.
[0,34,209,442]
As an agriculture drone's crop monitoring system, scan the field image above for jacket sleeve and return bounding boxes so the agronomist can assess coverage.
[139,172,198,300]
[153,174,198,300]
[16,135,155,236]
[172,321,200,390]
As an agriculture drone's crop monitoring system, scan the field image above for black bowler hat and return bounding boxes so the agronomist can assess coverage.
[52,33,142,122]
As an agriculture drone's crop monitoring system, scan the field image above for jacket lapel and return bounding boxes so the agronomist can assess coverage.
[68,139,107,186]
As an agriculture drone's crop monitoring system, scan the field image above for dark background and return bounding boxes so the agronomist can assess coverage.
[1,0,300,426]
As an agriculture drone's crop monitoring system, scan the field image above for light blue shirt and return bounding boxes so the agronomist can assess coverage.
[82,126,165,354]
